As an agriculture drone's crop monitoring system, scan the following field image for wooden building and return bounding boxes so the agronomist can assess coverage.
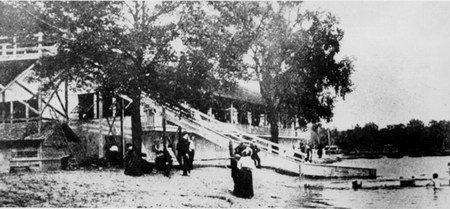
[0,34,309,174]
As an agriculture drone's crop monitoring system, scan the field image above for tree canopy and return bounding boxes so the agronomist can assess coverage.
[3,2,356,172]
[329,119,450,156]
[11,1,252,175]
[212,2,354,142]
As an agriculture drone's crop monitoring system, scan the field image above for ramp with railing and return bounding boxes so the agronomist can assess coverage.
[142,97,307,174]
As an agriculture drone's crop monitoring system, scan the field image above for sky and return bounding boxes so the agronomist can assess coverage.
[300,1,450,130]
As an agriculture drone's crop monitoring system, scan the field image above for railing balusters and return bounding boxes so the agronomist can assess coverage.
[0,33,55,62]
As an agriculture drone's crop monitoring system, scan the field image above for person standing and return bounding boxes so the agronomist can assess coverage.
[426,173,441,190]
[317,144,324,159]
[177,133,190,176]
[229,140,241,195]
[250,140,261,168]
[236,148,255,198]
[124,143,144,176]
[306,144,312,162]
[188,135,195,171]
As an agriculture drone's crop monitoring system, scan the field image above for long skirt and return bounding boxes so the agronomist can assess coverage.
[231,159,240,194]
[236,167,253,198]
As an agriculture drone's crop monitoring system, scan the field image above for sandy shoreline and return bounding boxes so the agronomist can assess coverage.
[0,166,309,208]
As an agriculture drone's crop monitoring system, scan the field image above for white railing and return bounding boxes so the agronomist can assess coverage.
[181,103,307,161]
[141,97,306,163]
[0,33,57,61]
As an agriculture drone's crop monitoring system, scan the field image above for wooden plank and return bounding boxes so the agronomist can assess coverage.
[1,82,40,114]
[55,88,67,117]
[0,63,35,95]
[299,163,377,179]
[35,79,64,114]
[64,79,68,118]
[15,80,66,118]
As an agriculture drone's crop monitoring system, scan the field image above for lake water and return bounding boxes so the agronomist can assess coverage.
[295,156,450,208]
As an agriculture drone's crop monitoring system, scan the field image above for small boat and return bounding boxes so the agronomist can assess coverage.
[299,163,377,179]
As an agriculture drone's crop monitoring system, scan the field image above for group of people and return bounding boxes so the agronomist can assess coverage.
[123,143,154,176]
[230,140,261,199]
[119,129,196,177]
[153,141,174,177]
[300,143,314,162]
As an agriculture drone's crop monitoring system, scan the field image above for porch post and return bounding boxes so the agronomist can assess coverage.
[65,79,68,119]
[98,93,103,146]
[93,93,98,119]
[12,36,16,59]
[9,101,13,124]
[38,85,42,133]
[2,92,5,129]
[37,32,43,55]
[25,103,29,122]
[207,107,213,120]
[229,104,234,124]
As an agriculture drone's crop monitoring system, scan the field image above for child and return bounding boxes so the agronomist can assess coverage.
[426,173,441,190]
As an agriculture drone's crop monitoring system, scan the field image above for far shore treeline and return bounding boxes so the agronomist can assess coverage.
[313,119,450,156]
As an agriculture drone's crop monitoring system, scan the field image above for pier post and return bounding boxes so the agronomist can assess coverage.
[12,37,17,59]
[37,32,43,55]
[1,44,5,57]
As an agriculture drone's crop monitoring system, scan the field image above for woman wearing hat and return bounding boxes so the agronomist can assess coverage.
[236,147,256,198]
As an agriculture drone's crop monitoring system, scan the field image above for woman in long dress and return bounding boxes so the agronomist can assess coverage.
[236,148,256,198]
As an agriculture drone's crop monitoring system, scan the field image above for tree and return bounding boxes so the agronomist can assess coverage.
[20,1,248,176]
[213,2,354,143]
[0,2,40,37]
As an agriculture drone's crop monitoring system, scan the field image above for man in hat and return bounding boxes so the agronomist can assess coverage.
[250,140,261,168]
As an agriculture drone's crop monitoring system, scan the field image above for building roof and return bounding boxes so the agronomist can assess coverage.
[216,80,264,105]
[0,122,42,142]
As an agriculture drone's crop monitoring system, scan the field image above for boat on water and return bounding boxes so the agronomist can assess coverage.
[299,162,377,179]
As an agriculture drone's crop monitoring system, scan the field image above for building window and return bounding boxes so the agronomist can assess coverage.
[11,148,39,159]
[102,94,132,118]
[78,93,94,120]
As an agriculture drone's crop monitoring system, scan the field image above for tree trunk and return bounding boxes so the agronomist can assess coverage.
[259,76,280,144]
[267,106,279,144]
[124,92,144,176]
[130,93,143,155]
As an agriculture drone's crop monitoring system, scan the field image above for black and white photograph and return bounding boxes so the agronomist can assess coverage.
[1,1,450,208]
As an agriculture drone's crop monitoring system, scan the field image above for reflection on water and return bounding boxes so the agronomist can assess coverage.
[297,156,450,208]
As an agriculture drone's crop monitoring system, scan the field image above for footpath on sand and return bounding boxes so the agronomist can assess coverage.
[0,167,308,208]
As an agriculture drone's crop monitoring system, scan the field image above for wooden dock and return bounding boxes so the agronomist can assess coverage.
[300,163,377,179]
